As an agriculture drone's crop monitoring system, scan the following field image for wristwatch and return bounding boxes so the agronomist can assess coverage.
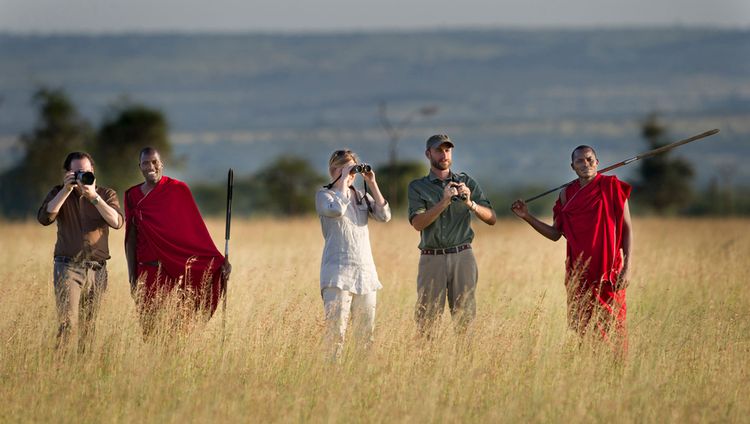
[90,195,100,206]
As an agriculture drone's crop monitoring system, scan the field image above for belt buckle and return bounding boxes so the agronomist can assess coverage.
[82,260,103,270]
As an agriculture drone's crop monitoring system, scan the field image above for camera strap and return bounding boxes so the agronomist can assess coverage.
[323,174,342,190]
[362,181,373,213]
[350,185,373,214]
[324,173,372,214]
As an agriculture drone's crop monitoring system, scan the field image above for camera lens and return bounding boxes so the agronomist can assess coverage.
[76,171,95,185]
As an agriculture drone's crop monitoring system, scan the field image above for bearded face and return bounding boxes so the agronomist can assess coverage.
[427,145,452,171]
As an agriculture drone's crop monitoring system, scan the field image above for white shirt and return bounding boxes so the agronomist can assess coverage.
[316,186,391,294]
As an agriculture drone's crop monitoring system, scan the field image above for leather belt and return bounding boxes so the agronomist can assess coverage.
[420,244,472,255]
[54,256,105,271]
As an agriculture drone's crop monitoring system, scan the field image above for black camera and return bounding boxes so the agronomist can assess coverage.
[74,170,95,186]
[351,163,372,174]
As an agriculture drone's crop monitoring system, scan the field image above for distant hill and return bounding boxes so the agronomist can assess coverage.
[1,28,748,189]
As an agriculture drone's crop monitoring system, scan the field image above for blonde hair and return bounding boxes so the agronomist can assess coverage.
[328,149,358,177]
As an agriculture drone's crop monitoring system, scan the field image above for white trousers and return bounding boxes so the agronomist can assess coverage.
[322,287,377,359]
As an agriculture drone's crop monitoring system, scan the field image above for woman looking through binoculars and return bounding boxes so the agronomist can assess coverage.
[315,149,391,361]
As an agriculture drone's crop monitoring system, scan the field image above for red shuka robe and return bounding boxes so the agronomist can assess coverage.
[125,176,224,320]
[553,174,631,346]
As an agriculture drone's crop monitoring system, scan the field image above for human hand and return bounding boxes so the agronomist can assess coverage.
[511,199,529,219]
[63,171,77,192]
[452,182,472,206]
[78,177,98,201]
[442,182,459,204]
[221,260,232,279]
[335,165,356,191]
[361,165,376,184]
[615,267,630,291]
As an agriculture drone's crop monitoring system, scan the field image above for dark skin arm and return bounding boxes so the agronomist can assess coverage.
[616,200,633,290]
[510,198,562,241]
[512,196,633,289]
[125,223,138,294]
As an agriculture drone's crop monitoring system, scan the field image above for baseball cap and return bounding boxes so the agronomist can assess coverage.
[425,134,455,150]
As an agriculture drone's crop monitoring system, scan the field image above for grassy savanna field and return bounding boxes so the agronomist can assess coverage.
[1,216,748,423]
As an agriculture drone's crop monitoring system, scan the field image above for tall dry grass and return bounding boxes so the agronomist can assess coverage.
[0,217,748,423]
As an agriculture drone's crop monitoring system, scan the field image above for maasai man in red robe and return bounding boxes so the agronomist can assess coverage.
[511,145,633,351]
[125,147,230,335]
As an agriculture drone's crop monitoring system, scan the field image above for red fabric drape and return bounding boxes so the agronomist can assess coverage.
[125,176,224,318]
[553,174,631,346]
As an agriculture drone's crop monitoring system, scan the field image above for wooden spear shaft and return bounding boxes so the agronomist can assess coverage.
[222,168,233,346]
[523,129,720,203]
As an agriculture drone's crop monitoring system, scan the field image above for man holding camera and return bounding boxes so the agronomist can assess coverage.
[38,152,124,351]
[125,147,229,336]
[408,134,496,337]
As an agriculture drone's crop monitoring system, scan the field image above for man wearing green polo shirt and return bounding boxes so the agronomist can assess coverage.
[408,134,496,337]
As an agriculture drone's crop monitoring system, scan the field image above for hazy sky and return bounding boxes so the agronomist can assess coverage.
[1,0,749,33]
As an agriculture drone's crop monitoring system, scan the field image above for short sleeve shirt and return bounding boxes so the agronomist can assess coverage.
[407,171,493,250]
[38,185,124,261]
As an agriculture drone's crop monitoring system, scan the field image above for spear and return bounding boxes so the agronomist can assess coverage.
[522,129,720,203]
[222,168,233,345]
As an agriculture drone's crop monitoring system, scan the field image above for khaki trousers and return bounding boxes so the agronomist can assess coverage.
[53,260,108,351]
[415,248,478,336]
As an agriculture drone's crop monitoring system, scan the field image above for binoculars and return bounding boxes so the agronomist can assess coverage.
[74,170,95,186]
[350,163,372,174]
[450,183,468,202]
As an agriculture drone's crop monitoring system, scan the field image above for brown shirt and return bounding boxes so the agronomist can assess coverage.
[38,185,124,261]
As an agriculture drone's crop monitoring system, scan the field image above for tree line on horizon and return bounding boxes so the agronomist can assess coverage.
[0,88,746,219]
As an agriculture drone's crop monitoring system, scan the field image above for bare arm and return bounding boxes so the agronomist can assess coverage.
[41,172,77,223]
[361,169,386,207]
[510,199,562,241]
[125,223,138,291]
[92,196,122,229]
[617,200,633,290]
[473,203,496,225]
[453,181,495,225]
[410,184,454,232]
[361,169,391,222]
[79,182,122,229]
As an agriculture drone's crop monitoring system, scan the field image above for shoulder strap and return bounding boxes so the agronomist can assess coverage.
[324,174,341,190]
[350,185,373,213]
